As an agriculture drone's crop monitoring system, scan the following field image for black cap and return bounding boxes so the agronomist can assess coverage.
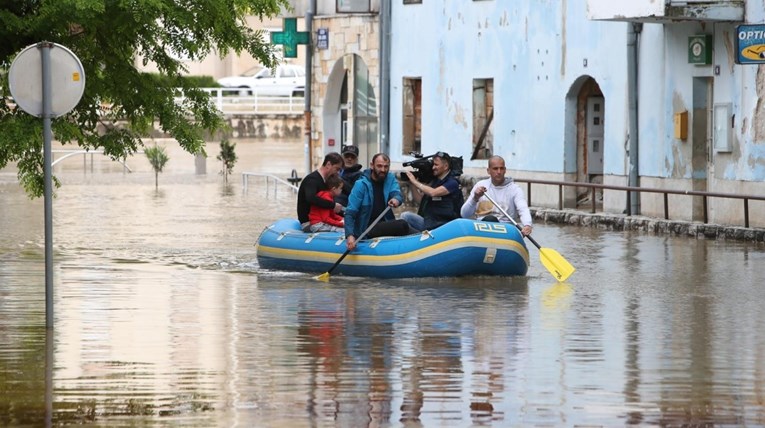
[342,145,359,157]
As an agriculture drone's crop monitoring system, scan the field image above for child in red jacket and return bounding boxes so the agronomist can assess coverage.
[308,175,345,233]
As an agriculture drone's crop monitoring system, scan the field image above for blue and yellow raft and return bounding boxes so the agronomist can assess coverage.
[256,218,530,278]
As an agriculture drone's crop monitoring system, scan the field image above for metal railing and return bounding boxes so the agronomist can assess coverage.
[516,178,765,228]
[242,171,299,197]
[51,149,141,172]
[175,88,304,116]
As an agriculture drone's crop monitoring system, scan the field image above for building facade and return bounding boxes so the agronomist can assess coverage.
[385,0,764,227]
[298,0,382,169]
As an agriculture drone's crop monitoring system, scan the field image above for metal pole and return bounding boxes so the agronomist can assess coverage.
[627,23,642,215]
[45,329,54,427]
[304,1,316,175]
[41,42,54,329]
[379,0,391,154]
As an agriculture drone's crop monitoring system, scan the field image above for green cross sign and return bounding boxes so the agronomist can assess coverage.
[271,18,310,58]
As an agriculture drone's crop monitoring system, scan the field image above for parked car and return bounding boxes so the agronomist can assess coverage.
[217,64,305,97]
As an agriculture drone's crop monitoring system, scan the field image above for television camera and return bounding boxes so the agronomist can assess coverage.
[400,151,463,183]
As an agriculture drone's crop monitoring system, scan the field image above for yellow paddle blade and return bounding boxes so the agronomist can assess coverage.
[315,272,331,282]
[538,247,575,282]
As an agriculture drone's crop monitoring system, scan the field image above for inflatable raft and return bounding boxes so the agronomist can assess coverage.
[256,218,529,278]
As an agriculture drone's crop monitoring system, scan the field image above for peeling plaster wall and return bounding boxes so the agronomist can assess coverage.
[389,0,627,175]
[721,2,765,184]
[565,4,629,178]
[389,0,765,225]
[585,0,664,21]
[635,13,765,185]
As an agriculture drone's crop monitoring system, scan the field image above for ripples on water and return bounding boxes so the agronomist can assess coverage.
[1,141,765,426]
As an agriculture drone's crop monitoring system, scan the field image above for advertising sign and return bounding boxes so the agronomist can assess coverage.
[736,24,765,64]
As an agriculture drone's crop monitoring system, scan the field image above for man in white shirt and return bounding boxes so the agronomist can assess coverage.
[461,155,533,236]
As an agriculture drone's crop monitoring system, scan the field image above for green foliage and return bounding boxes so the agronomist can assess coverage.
[147,73,220,89]
[145,145,169,173]
[145,145,169,190]
[216,138,237,183]
[0,0,290,197]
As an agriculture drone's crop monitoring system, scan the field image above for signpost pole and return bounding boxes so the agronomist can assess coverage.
[305,6,314,176]
[40,42,54,330]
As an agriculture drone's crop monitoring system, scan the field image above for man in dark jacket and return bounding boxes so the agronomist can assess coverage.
[335,145,363,206]
[402,152,463,231]
[297,152,343,232]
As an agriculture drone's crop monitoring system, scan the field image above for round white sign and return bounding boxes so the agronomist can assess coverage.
[8,42,86,118]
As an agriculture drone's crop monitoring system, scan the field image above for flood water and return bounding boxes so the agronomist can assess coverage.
[1,139,765,426]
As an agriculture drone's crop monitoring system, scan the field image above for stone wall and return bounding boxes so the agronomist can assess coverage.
[223,114,303,140]
[532,208,765,242]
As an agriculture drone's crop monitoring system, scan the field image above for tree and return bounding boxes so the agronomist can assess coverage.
[145,145,169,190]
[0,0,290,197]
[217,138,237,183]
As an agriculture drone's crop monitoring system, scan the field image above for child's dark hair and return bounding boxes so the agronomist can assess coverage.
[326,175,343,189]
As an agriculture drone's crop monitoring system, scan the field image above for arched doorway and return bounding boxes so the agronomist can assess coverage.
[565,76,604,208]
[322,54,378,166]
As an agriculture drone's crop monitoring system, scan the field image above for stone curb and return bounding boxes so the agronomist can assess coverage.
[532,208,765,242]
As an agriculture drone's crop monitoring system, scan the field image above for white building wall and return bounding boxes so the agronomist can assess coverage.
[389,0,627,176]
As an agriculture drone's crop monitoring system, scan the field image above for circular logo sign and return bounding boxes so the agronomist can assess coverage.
[8,42,86,118]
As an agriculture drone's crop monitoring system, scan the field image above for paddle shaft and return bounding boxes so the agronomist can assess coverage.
[323,205,392,276]
[483,192,575,282]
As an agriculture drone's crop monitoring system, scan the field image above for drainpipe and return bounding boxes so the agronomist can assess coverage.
[379,0,391,154]
[627,22,642,215]
[304,0,316,175]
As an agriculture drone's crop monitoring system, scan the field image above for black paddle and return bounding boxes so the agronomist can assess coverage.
[315,205,392,282]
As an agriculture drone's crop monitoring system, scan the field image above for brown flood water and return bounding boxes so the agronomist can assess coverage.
[1,138,764,426]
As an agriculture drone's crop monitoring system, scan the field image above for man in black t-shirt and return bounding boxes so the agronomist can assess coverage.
[296,152,343,232]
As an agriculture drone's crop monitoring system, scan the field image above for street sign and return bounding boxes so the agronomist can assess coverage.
[317,28,329,50]
[8,42,86,329]
[9,43,85,117]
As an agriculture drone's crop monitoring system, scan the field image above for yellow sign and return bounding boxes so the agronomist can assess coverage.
[741,44,765,60]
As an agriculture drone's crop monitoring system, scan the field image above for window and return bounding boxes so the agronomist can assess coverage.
[337,0,371,12]
[403,0,422,4]
[403,78,422,154]
[471,78,494,160]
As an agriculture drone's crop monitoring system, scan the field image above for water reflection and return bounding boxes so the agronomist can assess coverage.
[1,139,765,425]
[244,276,530,426]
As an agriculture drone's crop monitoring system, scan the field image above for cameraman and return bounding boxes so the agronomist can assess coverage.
[402,151,463,231]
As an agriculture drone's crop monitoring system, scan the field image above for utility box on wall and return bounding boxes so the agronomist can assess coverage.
[689,35,713,65]
[674,111,688,140]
